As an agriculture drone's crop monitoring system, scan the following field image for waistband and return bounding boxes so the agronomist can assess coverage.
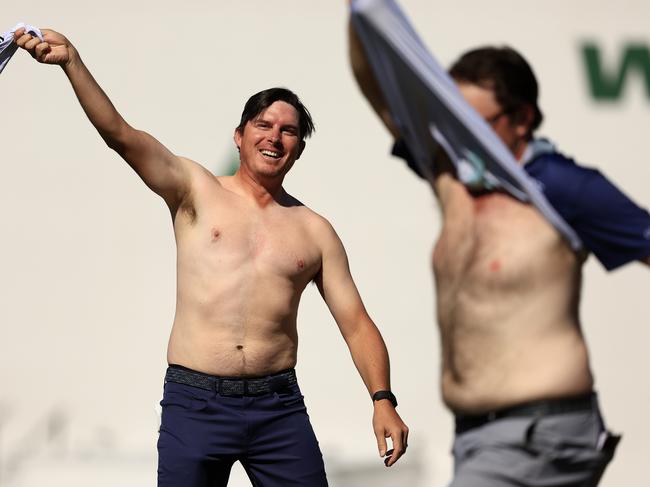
[455,392,597,435]
[165,364,298,397]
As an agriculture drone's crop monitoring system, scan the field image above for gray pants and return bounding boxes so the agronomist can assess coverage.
[450,399,619,487]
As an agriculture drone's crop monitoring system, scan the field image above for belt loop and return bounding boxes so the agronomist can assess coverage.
[216,378,222,395]
[243,379,249,395]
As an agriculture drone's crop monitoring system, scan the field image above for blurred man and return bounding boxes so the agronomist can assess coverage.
[349,14,650,487]
[14,27,408,487]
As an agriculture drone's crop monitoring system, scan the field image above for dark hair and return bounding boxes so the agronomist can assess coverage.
[449,46,543,137]
[237,87,315,140]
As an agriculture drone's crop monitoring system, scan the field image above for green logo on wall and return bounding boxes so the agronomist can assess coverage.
[582,43,650,100]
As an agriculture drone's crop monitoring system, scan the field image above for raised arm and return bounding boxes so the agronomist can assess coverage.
[14,28,190,211]
[348,19,400,139]
[315,219,408,466]
[348,15,456,197]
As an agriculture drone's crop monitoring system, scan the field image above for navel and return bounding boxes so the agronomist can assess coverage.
[236,345,244,351]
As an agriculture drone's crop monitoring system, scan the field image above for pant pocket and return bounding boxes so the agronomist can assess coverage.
[526,414,617,476]
[160,382,211,412]
[274,385,306,408]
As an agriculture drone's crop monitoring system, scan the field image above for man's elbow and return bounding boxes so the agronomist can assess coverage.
[343,312,381,343]
[102,123,136,155]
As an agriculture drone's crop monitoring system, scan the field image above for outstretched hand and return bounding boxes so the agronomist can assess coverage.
[14,28,75,66]
[373,401,409,467]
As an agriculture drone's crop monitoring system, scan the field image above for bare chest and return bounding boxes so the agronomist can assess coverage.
[177,197,321,284]
[433,191,571,285]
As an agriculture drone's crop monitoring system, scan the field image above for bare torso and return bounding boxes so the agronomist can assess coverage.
[167,163,325,377]
[434,175,593,414]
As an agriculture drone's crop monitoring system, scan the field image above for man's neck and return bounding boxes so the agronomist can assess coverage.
[233,168,286,208]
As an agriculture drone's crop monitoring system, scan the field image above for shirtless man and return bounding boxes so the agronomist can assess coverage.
[14,27,408,486]
[349,17,650,487]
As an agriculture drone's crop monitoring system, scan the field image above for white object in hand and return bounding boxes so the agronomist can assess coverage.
[0,22,44,75]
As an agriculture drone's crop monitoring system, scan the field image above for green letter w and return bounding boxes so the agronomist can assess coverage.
[582,43,650,100]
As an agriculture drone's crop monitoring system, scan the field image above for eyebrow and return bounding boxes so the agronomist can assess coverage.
[251,113,299,132]
[253,117,298,132]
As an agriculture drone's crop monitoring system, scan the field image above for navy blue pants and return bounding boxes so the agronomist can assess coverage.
[157,372,328,486]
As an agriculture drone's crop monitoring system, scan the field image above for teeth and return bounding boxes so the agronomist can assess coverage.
[261,150,281,158]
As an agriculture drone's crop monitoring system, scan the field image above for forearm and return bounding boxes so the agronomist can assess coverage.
[345,317,392,396]
[62,52,129,149]
[15,28,188,205]
[348,20,399,138]
[348,21,374,93]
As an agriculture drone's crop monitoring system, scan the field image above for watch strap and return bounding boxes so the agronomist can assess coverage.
[372,390,398,408]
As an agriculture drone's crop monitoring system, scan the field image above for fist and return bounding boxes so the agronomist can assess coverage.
[14,28,74,66]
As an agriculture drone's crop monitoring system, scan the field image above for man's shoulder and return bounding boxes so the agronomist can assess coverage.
[287,199,334,233]
[176,156,215,176]
[176,158,233,197]
[525,145,601,201]
[527,142,650,270]
[281,197,339,245]
[172,156,222,188]
[527,148,595,178]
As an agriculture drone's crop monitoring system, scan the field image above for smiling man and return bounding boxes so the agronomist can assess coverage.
[14,27,408,486]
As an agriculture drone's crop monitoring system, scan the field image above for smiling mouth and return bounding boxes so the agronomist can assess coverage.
[260,149,282,159]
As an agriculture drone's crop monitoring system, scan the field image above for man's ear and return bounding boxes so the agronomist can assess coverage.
[233,127,242,151]
[296,140,306,160]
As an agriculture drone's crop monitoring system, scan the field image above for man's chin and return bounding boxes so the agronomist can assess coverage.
[246,159,292,180]
[261,162,292,176]
[257,167,286,180]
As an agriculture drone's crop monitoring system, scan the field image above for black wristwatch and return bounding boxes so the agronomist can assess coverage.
[372,390,398,408]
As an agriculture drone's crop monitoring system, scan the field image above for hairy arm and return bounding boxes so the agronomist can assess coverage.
[315,219,408,466]
[15,28,190,210]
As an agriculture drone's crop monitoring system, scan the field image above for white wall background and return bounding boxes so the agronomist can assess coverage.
[1,1,648,486]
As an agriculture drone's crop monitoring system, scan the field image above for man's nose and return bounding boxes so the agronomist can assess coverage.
[268,127,281,143]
